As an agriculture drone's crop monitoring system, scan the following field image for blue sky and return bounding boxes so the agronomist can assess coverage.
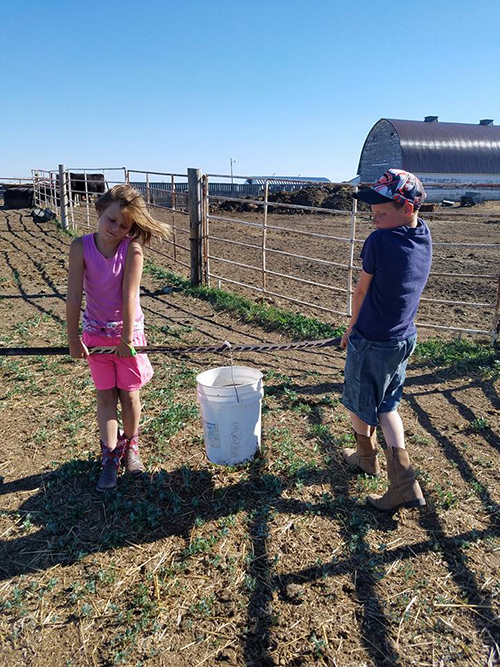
[2,0,499,182]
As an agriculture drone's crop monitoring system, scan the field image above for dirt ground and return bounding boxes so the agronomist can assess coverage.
[0,209,499,666]
[141,198,500,336]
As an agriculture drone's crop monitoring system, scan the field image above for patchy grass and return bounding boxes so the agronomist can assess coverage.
[1,213,499,666]
[144,262,344,341]
[413,337,500,373]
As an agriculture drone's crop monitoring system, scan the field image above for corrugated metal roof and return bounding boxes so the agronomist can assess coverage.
[386,118,500,174]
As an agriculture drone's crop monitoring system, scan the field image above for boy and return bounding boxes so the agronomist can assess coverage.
[341,169,432,512]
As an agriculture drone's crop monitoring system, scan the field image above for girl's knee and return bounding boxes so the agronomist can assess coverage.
[97,388,118,406]
[119,389,141,409]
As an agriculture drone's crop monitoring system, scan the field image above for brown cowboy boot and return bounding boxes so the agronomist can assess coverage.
[122,433,146,477]
[96,440,125,492]
[368,446,426,512]
[343,428,380,477]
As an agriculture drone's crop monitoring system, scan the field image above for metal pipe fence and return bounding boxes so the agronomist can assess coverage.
[32,167,191,276]
[204,173,500,342]
[26,166,500,342]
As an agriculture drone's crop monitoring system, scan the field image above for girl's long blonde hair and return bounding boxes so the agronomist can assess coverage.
[95,184,172,245]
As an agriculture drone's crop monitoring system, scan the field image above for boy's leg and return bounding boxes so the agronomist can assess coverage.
[349,412,371,437]
[378,410,405,448]
[119,389,146,475]
[341,332,380,476]
[367,335,425,511]
[368,412,424,512]
[343,411,380,477]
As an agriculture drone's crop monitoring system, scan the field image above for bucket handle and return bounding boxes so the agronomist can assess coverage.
[224,341,240,403]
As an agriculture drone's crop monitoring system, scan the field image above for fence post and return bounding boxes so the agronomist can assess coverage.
[201,174,210,286]
[346,187,357,316]
[262,180,269,291]
[58,164,68,230]
[32,170,38,208]
[188,168,202,286]
[491,273,500,345]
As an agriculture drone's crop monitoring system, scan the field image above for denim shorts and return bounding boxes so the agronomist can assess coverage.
[341,329,417,427]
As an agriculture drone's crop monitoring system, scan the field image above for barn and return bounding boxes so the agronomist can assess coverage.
[357,117,500,202]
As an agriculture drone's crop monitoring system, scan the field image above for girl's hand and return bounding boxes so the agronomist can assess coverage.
[69,339,89,359]
[115,338,134,358]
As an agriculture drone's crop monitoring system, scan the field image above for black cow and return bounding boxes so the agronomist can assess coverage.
[68,173,106,202]
[3,185,34,209]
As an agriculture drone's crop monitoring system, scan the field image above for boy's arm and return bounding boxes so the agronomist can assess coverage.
[66,238,88,358]
[116,241,143,357]
[340,270,373,348]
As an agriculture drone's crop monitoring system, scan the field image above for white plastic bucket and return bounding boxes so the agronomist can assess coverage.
[196,366,264,465]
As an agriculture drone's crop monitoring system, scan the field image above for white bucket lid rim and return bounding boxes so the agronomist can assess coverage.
[196,366,263,389]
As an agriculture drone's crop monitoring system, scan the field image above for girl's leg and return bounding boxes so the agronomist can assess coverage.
[119,389,145,475]
[96,388,124,492]
[118,389,141,438]
[378,411,405,449]
[97,388,119,450]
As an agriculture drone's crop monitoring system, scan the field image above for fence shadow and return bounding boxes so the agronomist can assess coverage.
[1,209,499,663]
[2,394,499,665]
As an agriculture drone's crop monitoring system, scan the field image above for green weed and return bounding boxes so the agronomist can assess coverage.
[470,417,490,432]
[143,262,344,340]
[413,338,499,373]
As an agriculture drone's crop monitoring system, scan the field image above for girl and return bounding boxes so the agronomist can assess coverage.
[66,185,171,491]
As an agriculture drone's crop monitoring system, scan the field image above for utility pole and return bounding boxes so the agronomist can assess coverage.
[230,157,236,194]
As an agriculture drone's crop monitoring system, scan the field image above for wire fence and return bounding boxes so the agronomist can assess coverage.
[202,173,500,341]
[22,166,500,342]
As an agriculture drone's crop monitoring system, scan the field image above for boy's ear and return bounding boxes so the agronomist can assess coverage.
[403,201,414,215]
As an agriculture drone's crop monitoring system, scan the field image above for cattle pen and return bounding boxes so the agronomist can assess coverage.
[0,167,499,667]
[26,165,500,344]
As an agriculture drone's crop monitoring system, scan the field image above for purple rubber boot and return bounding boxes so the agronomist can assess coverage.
[96,440,125,492]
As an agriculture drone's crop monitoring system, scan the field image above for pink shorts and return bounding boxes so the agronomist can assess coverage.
[83,332,154,392]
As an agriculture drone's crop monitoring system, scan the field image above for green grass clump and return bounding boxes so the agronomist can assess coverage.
[144,263,499,374]
[413,338,499,372]
[143,262,344,341]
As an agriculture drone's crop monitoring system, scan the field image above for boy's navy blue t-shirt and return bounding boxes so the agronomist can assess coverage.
[354,219,432,341]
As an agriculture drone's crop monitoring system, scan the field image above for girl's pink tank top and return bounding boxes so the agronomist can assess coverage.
[82,234,144,338]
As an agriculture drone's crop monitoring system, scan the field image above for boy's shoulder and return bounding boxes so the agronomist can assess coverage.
[368,220,431,242]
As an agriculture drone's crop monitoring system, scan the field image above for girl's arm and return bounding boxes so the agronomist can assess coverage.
[116,241,144,357]
[340,270,373,348]
[66,238,88,358]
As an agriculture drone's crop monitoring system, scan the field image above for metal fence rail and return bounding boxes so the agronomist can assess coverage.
[203,173,500,341]
[27,166,500,342]
[32,166,191,275]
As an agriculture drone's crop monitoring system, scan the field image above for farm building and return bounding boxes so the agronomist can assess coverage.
[358,117,500,201]
[245,176,331,194]
[245,177,331,185]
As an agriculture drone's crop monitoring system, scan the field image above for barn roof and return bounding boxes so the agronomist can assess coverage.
[385,118,500,174]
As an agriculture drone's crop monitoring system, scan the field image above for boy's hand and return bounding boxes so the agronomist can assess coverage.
[115,339,134,358]
[340,327,352,349]
[69,339,89,359]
